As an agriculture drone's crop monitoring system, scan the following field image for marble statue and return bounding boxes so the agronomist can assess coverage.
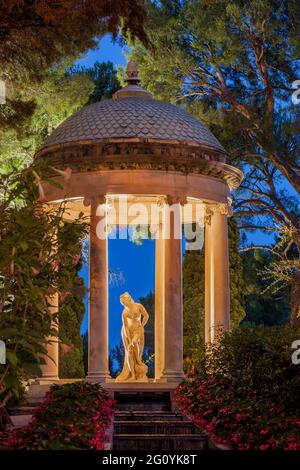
[116,292,149,382]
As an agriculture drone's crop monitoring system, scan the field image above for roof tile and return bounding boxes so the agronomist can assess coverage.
[41,97,224,152]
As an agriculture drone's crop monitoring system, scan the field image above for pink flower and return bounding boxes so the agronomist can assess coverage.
[259,444,270,451]
[285,443,300,450]
[206,422,216,433]
[38,180,47,202]
[238,443,251,450]
[50,166,73,183]
[63,167,72,183]
[260,429,269,436]
[231,433,241,444]
[220,407,230,415]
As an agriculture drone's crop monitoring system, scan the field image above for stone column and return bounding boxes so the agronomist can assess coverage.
[40,292,59,382]
[204,204,230,342]
[204,214,212,344]
[154,223,165,380]
[87,197,110,382]
[161,200,185,382]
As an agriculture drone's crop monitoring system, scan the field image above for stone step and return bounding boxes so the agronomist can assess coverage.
[113,434,207,451]
[115,391,171,412]
[8,406,37,416]
[26,400,45,406]
[27,383,51,393]
[26,396,46,405]
[114,420,197,434]
[10,414,33,428]
[24,383,52,405]
[116,402,171,411]
[114,411,186,422]
[115,391,170,402]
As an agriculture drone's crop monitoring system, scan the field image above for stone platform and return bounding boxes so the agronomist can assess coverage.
[102,380,178,392]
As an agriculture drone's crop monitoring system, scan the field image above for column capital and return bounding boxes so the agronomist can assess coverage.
[205,200,233,225]
[83,194,107,207]
[156,195,187,207]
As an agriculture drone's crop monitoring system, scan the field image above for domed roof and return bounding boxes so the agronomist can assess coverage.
[39,60,225,155]
[41,97,225,153]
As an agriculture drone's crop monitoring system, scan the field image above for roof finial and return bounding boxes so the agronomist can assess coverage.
[125,59,141,85]
[112,59,152,100]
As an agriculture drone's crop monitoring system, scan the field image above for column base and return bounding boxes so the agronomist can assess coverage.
[36,375,60,385]
[86,372,111,384]
[155,370,185,384]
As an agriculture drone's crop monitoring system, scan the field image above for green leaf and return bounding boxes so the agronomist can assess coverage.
[6,350,18,366]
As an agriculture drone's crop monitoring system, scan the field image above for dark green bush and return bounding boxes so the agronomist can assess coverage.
[205,325,300,411]
[59,348,84,379]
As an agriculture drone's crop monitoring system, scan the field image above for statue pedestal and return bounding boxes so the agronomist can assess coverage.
[113,378,149,384]
[102,380,178,392]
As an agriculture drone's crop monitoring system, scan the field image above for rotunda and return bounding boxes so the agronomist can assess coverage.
[36,60,243,385]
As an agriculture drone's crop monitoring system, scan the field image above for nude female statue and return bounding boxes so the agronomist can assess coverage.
[116,292,149,382]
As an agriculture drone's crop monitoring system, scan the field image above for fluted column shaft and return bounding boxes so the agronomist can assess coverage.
[87,197,110,382]
[205,207,230,342]
[40,292,59,382]
[154,223,165,380]
[161,204,185,382]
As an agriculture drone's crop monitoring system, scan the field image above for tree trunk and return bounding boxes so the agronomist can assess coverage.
[290,271,300,326]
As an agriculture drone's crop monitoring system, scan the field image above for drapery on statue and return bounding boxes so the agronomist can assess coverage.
[116,292,149,382]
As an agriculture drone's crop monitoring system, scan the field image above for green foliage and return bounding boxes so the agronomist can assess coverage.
[228,219,245,329]
[0,67,94,173]
[2,382,114,450]
[58,225,86,379]
[174,324,300,450]
[74,61,121,104]
[59,349,85,379]
[206,325,300,410]
[183,249,204,374]
[183,218,245,374]
[0,0,147,85]
[0,162,88,422]
[82,332,88,376]
[140,291,154,356]
[0,60,121,174]
[242,249,290,325]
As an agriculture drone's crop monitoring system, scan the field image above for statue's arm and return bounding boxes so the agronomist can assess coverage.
[140,305,149,327]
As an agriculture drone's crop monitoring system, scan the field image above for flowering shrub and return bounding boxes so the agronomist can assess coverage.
[0,162,88,428]
[174,378,300,450]
[174,326,300,450]
[2,382,114,450]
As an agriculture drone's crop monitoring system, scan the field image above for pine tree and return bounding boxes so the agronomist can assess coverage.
[242,250,290,326]
[131,0,300,323]
[0,0,147,84]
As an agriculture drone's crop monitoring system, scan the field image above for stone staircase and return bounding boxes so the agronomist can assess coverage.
[7,382,53,428]
[113,391,207,451]
[8,380,76,428]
